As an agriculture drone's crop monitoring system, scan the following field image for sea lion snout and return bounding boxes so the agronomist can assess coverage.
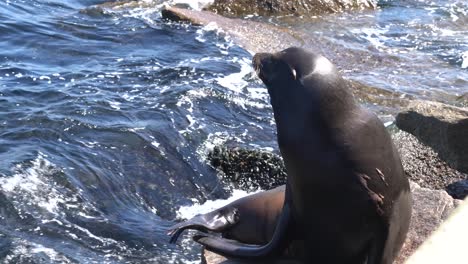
[252,53,273,83]
[253,52,297,86]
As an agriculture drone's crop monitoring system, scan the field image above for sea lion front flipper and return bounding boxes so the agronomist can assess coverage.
[168,207,239,244]
[194,203,292,258]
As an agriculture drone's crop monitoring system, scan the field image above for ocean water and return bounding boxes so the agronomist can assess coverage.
[0,0,466,263]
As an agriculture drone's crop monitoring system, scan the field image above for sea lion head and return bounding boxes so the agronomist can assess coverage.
[253,47,357,151]
[253,47,353,126]
[253,47,336,85]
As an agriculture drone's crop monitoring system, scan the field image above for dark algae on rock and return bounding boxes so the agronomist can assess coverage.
[207,146,287,190]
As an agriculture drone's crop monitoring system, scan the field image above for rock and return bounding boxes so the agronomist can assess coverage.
[161,6,304,52]
[404,197,468,264]
[391,130,467,199]
[396,100,468,174]
[81,0,160,14]
[446,180,468,200]
[456,92,468,107]
[395,182,462,263]
[205,0,377,17]
[202,249,228,264]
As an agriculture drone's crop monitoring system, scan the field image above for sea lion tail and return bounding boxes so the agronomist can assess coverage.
[194,203,292,258]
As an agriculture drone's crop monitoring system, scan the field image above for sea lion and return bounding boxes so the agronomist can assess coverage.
[169,185,285,245]
[193,47,412,264]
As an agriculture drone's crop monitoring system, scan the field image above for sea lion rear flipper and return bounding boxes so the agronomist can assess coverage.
[194,203,292,258]
[194,234,263,253]
[168,207,239,244]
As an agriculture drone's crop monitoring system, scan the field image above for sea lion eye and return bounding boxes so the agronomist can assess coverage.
[291,68,297,80]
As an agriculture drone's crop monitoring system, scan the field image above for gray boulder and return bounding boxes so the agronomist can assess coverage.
[396,100,468,174]
[395,182,462,263]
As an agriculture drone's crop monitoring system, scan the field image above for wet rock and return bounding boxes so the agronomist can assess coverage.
[456,92,468,107]
[202,248,228,264]
[396,100,468,174]
[391,130,467,199]
[404,197,468,264]
[161,6,304,52]
[446,180,468,200]
[205,0,377,17]
[82,0,160,15]
[395,182,462,263]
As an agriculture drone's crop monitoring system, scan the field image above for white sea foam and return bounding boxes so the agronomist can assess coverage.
[151,140,167,156]
[195,22,221,43]
[176,189,261,220]
[351,27,389,50]
[461,51,468,69]
[0,155,63,216]
[216,57,251,93]
[3,239,73,263]
[176,93,204,135]
[246,87,268,100]
[109,101,121,110]
[229,95,268,110]
[196,131,238,157]
[77,140,100,148]
[0,153,91,222]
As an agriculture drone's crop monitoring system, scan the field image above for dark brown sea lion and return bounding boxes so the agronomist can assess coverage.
[192,47,412,264]
[168,185,285,245]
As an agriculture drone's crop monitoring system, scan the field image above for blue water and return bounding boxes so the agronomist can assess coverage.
[0,0,466,263]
